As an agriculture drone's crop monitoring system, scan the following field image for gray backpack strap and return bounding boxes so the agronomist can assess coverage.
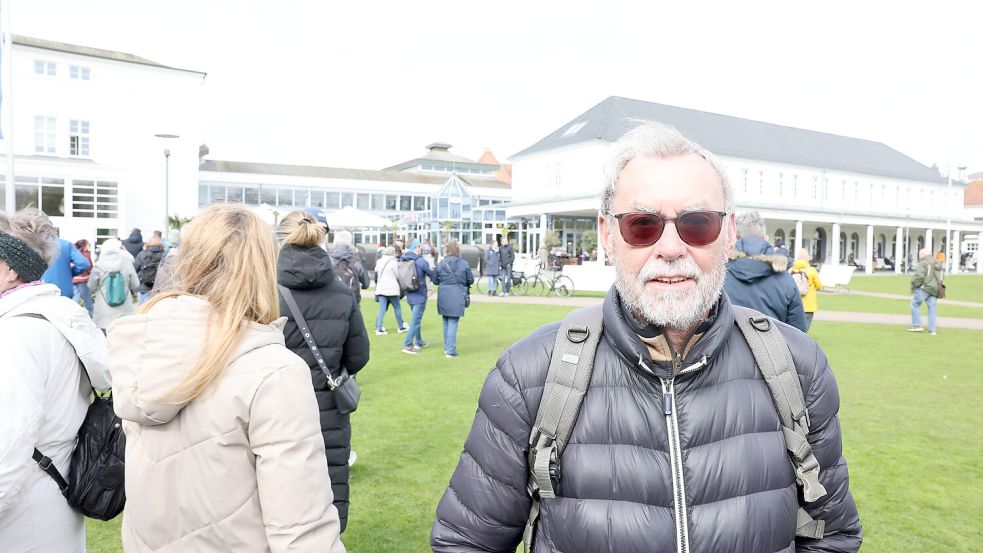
[523,304,604,552]
[732,305,827,540]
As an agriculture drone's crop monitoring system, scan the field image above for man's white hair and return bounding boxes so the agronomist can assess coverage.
[332,230,353,247]
[735,211,767,239]
[601,121,734,215]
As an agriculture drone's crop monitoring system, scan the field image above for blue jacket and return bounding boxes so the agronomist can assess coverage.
[401,251,435,306]
[436,255,474,318]
[724,237,807,332]
[484,248,501,276]
[42,239,90,298]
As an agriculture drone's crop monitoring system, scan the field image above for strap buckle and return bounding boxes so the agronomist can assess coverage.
[38,455,55,471]
[795,460,828,502]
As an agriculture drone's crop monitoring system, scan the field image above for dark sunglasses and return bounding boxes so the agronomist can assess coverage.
[611,210,727,247]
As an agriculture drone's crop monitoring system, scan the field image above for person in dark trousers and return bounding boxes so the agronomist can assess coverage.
[133,239,165,304]
[483,242,501,296]
[328,230,369,303]
[499,236,515,296]
[908,247,942,334]
[724,211,807,332]
[123,228,144,258]
[431,123,861,553]
[401,239,436,355]
[435,241,473,358]
[41,237,90,298]
[276,210,370,533]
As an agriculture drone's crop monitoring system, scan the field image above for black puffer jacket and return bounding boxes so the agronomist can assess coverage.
[432,289,861,553]
[277,244,370,532]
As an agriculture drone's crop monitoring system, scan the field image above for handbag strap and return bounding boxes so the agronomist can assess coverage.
[278,285,340,390]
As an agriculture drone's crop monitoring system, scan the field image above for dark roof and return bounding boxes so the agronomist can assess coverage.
[513,96,945,183]
[199,160,511,190]
[14,35,206,76]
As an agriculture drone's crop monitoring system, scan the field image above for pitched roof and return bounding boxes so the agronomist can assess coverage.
[965,181,983,206]
[513,96,945,183]
[199,159,511,190]
[14,35,206,76]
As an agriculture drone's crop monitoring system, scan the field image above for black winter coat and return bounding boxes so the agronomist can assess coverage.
[277,244,370,532]
[432,289,861,553]
[725,241,807,332]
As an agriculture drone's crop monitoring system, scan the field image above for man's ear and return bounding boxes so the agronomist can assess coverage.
[599,211,615,256]
[724,212,737,253]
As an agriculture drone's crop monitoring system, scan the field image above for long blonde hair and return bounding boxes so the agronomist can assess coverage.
[142,204,280,403]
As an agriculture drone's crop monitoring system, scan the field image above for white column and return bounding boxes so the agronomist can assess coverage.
[951,231,960,273]
[865,225,874,274]
[794,220,804,257]
[895,227,904,274]
[977,233,983,274]
[596,212,606,265]
[539,213,548,254]
[925,228,934,254]
[831,223,841,265]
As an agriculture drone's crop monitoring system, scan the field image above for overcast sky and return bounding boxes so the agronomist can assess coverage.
[12,0,983,176]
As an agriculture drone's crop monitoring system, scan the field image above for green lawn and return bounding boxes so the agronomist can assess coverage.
[87,298,983,552]
[847,273,983,303]
[819,292,983,319]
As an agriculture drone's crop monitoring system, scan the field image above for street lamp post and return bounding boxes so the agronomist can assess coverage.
[154,133,179,230]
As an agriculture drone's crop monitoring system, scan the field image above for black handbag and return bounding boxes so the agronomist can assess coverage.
[278,285,361,414]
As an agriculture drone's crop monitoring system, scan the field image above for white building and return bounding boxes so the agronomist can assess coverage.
[0,35,205,242]
[508,96,983,276]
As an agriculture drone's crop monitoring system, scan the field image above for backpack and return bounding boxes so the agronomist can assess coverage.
[136,250,164,287]
[17,314,126,521]
[397,258,420,293]
[102,271,128,307]
[791,270,810,296]
[334,257,361,301]
[522,305,826,552]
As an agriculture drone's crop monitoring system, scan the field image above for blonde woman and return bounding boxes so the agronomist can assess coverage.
[276,210,369,533]
[109,204,345,553]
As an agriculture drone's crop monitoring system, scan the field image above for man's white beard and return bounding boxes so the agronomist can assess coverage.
[613,245,728,330]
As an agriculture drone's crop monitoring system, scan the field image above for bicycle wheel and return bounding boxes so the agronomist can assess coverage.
[476,277,487,295]
[513,276,529,296]
[526,275,546,296]
[554,275,575,298]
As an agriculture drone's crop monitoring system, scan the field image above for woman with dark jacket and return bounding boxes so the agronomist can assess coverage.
[435,241,474,358]
[276,210,370,533]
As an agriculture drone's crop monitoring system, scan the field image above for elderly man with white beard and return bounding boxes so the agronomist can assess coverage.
[431,122,862,553]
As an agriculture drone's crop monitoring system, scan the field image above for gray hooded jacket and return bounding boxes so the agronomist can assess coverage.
[431,289,861,553]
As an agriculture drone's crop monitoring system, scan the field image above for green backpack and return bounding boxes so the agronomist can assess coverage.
[102,271,127,307]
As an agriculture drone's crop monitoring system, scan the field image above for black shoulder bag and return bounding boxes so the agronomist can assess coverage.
[278,285,361,414]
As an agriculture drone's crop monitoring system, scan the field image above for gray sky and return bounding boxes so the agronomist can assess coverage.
[12,0,983,176]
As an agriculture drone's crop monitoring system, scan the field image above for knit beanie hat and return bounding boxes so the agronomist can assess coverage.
[0,230,49,282]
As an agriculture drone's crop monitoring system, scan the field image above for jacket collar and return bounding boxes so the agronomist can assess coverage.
[601,286,735,381]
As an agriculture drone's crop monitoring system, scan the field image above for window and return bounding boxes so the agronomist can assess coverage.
[400,196,412,211]
[414,196,427,211]
[295,189,310,206]
[326,191,340,209]
[276,188,293,207]
[777,173,784,196]
[244,186,260,204]
[34,116,56,154]
[356,193,369,210]
[309,190,325,208]
[34,60,56,76]
[741,169,748,194]
[69,120,90,156]
[370,194,384,211]
[226,186,244,203]
[260,186,276,205]
[72,179,117,219]
[385,194,397,211]
[793,175,799,197]
[69,65,91,80]
[758,171,764,194]
[95,228,117,245]
[42,178,65,216]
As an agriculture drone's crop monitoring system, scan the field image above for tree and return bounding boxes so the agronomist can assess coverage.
[167,215,191,230]
[580,229,597,255]
[544,230,561,249]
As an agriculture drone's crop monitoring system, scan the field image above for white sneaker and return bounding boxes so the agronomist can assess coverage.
[375,328,388,335]
[348,451,357,467]
[397,324,409,334]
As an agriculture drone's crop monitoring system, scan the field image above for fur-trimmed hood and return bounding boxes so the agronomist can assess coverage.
[728,250,790,274]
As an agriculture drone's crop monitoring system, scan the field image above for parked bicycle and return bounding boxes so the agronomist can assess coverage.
[525,270,574,297]
[476,270,529,296]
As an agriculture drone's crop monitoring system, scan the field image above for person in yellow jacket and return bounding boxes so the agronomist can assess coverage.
[790,248,823,331]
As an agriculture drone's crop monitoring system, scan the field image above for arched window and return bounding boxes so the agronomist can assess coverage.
[840,232,848,262]
[850,232,860,258]
[774,229,786,244]
[878,234,887,258]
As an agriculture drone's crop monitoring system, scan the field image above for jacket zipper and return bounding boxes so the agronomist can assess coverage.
[656,354,708,553]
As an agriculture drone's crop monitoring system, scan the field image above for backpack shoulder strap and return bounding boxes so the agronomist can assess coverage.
[731,305,827,539]
[523,303,604,551]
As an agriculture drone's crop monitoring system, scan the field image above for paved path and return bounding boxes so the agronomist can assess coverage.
[845,290,983,309]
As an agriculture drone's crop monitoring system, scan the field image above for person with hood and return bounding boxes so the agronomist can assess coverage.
[41,235,90,298]
[122,227,144,258]
[435,241,473,358]
[373,245,407,335]
[790,248,823,331]
[499,236,515,296]
[108,203,346,553]
[328,230,369,303]
[0,207,110,553]
[908,247,943,334]
[724,211,807,332]
[72,239,94,317]
[87,237,140,331]
[133,239,165,304]
[276,210,370,531]
[483,241,501,296]
[401,239,436,355]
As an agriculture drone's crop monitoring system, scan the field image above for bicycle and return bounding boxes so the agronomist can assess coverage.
[475,270,529,296]
[525,270,574,298]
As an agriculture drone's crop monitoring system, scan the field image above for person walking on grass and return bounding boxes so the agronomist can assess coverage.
[373,246,407,335]
[432,122,860,553]
[790,248,823,332]
[483,241,501,296]
[277,210,370,533]
[88,238,140,332]
[401,239,436,355]
[435,241,473,358]
[908,247,942,335]
[109,204,345,553]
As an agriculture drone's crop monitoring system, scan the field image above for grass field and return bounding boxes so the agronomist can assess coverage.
[848,273,983,303]
[86,291,983,552]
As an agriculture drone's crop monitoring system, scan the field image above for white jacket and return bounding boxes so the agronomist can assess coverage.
[109,295,345,553]
[374,255,401,297]
[88,250,140,330]
[0,284,108,553]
